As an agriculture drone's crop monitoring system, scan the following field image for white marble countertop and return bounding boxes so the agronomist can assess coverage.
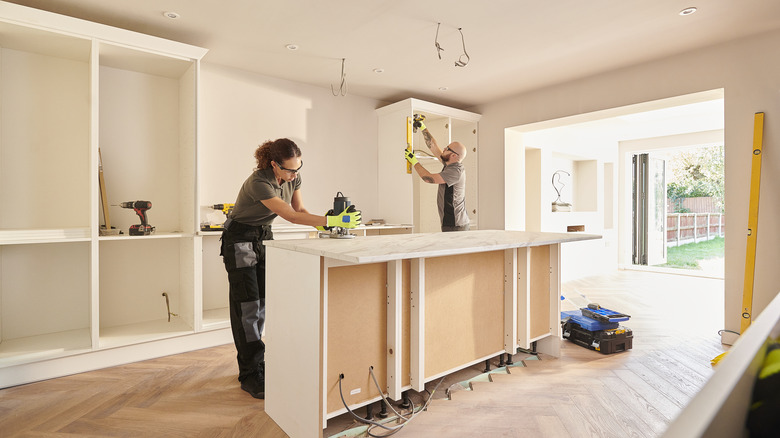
[264,229,601,264]
[270,223,412,232]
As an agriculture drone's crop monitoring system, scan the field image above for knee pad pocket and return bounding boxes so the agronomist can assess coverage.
[233,242,257,268]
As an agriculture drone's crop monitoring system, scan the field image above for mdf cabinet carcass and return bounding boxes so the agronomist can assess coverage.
[0,2,230,388]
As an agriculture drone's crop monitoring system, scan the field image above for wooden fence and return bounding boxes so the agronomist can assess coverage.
[667,196,719,213]
[666,213,724,247]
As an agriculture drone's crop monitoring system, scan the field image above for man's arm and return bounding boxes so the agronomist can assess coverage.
[416,119,444,162]
[405,149,445,184]
[414,163,446,185]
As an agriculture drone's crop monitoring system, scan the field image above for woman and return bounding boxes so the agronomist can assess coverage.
[220,138,360,399]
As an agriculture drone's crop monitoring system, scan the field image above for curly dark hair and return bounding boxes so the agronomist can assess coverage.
[254,138,302,170]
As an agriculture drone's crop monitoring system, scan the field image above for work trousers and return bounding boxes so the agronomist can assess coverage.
[220,221,273,383]
[441,223,470,232]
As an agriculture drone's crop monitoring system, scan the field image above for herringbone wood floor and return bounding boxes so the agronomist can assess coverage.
[0,270,726,437]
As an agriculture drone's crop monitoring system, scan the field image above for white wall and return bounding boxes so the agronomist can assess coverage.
[199,63,382,221]
[474,28,780,339]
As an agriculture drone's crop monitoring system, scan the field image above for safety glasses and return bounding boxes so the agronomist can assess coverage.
[276,160,303,174]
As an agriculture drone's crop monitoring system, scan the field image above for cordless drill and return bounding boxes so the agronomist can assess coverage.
[117,200,154,235]
[210,203,234,216]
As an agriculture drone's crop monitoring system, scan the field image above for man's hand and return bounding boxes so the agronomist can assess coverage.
[326,206,362,229]
[404,149,419,166]
[413,114,426,132]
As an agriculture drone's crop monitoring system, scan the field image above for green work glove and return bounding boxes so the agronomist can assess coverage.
[326,206,361,228]
[404,149,418,166]
[412,114,426,132]
[316,210,334,231]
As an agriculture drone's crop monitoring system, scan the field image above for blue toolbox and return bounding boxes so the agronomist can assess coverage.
[561,304,632,354]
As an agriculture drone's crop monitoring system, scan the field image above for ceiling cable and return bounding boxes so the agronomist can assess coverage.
[454,27,470,67]
[434,22,444,60]
[331,58,347,96]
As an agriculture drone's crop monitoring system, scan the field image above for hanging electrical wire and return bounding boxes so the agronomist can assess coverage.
[331,58,347,96]
[434,22,444,60]
[454,27,470,67]
[338,367,446,437]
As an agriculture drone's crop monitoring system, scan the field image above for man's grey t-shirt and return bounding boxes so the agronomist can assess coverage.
[437,162,469,227]
[230,168,301,226]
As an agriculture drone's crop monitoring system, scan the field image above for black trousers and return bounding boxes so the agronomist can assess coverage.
[220,221,273,383]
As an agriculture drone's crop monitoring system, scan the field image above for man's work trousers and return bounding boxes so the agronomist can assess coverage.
[221,221,273,383]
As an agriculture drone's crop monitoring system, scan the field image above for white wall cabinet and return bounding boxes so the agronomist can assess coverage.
[0,2,229,388]
[376,98,480,232]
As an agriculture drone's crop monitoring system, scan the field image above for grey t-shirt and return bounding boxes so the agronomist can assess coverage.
[437,162,469,227]
[229,168,302,226]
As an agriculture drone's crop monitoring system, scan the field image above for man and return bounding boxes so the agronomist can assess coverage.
[404,119,470,232]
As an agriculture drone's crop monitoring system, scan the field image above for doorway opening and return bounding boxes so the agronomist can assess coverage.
[632,144,725,275]
[504,89,724,282]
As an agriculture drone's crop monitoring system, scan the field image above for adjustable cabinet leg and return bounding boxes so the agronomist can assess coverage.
[377,400,388,418]
[498,354,506,367]
[401,391,411,409]
[505,353,514,365]
[483,359,491,373]
[365,403,373,421]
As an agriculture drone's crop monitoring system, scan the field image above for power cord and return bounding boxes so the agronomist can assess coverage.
[337,368,445,437]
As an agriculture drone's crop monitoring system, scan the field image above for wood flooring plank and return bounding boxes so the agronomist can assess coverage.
[552,401,610,438]
[612,369,681,421]
[623,361,692,408]
[536,415,572,438]
[596,375,669,436]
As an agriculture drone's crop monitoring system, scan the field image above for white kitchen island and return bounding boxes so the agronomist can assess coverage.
[263,230,600,438]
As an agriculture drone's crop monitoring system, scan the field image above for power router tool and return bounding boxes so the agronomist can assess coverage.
[319,192,357,239]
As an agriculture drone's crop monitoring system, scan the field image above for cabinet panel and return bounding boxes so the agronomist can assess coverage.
[0,242,92,365]
[98,238,194,348]
[201,235,229,328]
[0,46,90,230]
[98,43,197,236]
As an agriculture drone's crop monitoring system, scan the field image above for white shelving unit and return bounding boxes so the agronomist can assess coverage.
[376,98,480,232]
[0,2,230,388]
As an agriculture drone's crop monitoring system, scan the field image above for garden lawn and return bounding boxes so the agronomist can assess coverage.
[659,237,725,269]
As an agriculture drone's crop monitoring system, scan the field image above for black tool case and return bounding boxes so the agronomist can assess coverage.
[562,320,633,354]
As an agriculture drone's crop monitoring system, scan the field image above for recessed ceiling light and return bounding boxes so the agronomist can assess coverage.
[373,68,384,74]
[163,11,180,20]
[286,44,299,51]
[679,7,697,16]
[439,87,449,91]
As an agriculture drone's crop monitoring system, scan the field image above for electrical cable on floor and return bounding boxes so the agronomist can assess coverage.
[719,329,740,336]
[338,368,445,437]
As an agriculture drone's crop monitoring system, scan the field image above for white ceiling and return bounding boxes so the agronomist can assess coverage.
[5,0,780,108]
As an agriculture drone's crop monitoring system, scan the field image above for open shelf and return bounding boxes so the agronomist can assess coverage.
[0,228,91,245]
[0,328,92,367]
[202,308,230,330]
[0,242,91,365]
[0,24,91,232]
[201,234,229,329]
[98,42,197,236]
[99,318,194,349]
[99,238,195,341]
